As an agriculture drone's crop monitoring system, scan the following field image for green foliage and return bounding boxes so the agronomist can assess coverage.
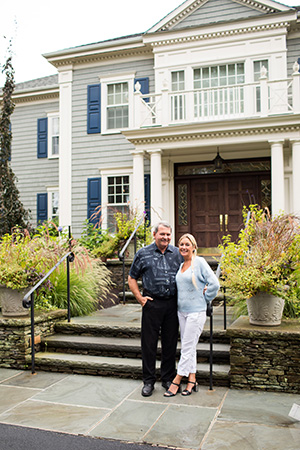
[0,227,65,290]
[83,210,152,260]
[219,205,300,318]
[47,255,112,316]
[0,55,30,235]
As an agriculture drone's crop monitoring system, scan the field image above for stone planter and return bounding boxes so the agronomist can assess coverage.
[0,286,30,317]
[246,292,285,326]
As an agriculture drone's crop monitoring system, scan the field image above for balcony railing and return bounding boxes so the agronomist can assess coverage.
[133,63,300,128]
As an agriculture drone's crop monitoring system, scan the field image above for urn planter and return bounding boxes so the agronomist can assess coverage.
[0,286,30,317]
[246,292,285,326]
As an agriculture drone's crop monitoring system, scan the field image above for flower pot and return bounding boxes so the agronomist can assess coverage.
[246,292,285,326]
[0,286,30,317]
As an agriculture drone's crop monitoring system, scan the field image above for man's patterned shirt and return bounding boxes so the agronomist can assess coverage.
[129,242,183,299]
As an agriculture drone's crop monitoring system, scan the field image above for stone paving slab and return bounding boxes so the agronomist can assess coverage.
[0,369,299,450]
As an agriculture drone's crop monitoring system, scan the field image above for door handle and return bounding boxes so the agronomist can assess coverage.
[225,214,228,232]
[219,214,223,232]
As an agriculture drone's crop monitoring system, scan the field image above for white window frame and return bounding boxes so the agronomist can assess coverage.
[47,187,59,221]
[99,72,135,134]
[100,167,133,229]
[47,112,59,159]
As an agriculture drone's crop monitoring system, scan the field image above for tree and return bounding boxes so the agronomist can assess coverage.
[0,54,29,235]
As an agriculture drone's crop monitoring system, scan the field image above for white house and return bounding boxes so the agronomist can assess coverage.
[8,0,300,249]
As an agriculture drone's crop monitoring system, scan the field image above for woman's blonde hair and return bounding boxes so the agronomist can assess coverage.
[178,233,198,289]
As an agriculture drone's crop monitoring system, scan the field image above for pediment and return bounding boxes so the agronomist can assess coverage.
[147,0,292,33]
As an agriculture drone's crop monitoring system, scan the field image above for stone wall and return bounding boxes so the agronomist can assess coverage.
[227,316,300,394]
[0,310,67,369]
[106,260,132,291]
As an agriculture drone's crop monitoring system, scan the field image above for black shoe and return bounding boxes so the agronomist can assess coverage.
[142,383,154,397]
[162,381,172,391]
[164,381,181,397]
[181,381,198,396]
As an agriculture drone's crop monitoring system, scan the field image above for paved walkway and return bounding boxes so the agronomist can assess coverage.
[0,367,299,449]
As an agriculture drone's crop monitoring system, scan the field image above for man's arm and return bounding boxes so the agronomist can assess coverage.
[128,276,153,307]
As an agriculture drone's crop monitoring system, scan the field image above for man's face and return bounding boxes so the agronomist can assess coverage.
[153,225,172,252]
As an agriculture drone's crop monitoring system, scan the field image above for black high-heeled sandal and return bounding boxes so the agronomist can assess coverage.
[164,381,181,397]
[181,381,198,396]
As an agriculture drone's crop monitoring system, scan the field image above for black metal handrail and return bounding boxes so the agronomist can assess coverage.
[118,214,146,304]
[22,250,75,374]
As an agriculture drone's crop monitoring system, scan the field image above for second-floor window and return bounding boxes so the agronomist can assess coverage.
[107,82,129,129]
[171,70,185,121]
[254,60,269,113]
[193,63,245,119]
[48,114,59,157]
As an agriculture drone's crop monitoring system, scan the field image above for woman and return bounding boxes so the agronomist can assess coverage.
[164,233,220,397]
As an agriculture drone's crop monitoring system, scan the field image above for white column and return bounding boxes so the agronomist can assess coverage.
[291,139,300,215]
[130,150,145,213]
[148,149,163,225]
[269,140,285,216]
[58,68,73,227]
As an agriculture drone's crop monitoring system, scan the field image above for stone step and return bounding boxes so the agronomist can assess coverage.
[42,334,230,364]
[54,320,229,343]
[32,352,230,386]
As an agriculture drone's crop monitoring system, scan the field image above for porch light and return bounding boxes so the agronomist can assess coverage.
[213,148,224,171]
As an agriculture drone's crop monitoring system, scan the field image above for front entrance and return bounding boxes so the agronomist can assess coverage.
[175,159,271,248]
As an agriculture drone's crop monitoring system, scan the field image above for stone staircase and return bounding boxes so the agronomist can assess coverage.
[34,301,232,387]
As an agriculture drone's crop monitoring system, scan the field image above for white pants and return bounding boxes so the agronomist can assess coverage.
[177,310,207,377]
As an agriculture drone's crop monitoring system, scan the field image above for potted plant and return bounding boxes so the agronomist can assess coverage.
[0,228,64,317]
[219,206,300,325]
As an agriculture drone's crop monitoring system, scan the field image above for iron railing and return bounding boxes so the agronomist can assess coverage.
[22,235,75,374]
[118,214,146,304]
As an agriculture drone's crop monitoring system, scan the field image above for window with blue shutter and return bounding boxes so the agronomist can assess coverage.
[135,77,149,102]
[87,84,101,134]
[37,193,48,224]
[144,174,151,225]
[37,118,48,158]
[87,177,101,226]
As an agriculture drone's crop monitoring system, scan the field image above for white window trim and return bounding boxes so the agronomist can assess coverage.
[47,112,59,159]
[100,167,133,229]
[47,187,59,221]
[99,72,135,134]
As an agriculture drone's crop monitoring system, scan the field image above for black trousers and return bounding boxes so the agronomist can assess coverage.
[141,297,178,385]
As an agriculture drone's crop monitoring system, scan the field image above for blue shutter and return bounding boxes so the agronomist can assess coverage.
[87,84,101,134]
[87,177,101,226]
[37,118,48,158]
[37,193,48,224]
[144,174,150,225]
[134,77,149,103]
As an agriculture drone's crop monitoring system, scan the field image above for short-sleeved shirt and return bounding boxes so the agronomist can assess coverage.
[129,242,183,299]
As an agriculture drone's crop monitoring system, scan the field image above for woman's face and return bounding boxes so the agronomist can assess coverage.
[179,237,195,259]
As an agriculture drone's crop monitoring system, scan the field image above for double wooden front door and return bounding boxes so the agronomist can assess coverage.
[175,172,271,248]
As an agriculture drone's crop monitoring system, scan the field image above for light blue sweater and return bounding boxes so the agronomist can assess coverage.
[176,256,220,313]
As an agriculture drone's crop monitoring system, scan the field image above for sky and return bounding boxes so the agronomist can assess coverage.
[0,0,299,85]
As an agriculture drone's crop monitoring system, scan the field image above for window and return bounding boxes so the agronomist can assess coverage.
[193,63,245,118]
[100,73,135,133]
[107,83,129,129]
[171,70,185,121]
[48,188,59,221]
[48,113,59,158]
[107,175,130,230]
[254,60,269,112]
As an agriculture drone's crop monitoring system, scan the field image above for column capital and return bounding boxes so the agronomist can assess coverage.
[130,149,145,156]
[290,138,300,144]
[268,139,284,145]
[147,149,162,155]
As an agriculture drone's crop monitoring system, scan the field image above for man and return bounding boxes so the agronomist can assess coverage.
[128,221,183,397]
